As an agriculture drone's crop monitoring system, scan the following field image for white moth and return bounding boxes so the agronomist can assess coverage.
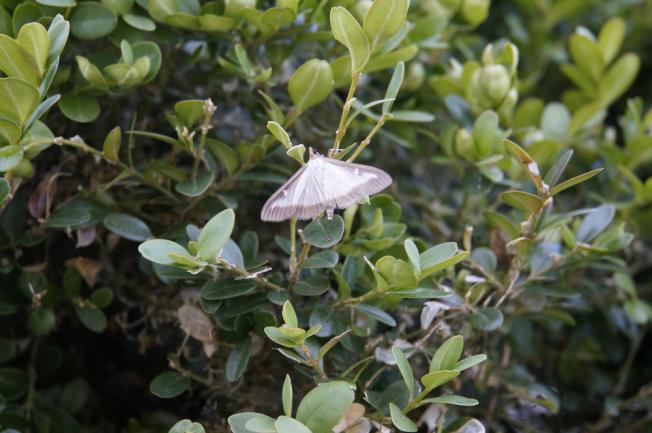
[261,149,392,222]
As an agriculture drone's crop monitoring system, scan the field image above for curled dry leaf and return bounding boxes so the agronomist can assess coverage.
[333,403,366,433]
[76,226,97,248]
[177,304,214,343]
[65,257,103,287]
[28,173,65,221]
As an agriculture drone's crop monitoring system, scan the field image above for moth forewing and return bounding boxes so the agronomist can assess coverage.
[260,153,392,222]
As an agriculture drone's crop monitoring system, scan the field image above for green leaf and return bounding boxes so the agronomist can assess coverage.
[303,215,345,248]
[392,347,414,399]
[597,17,625,64]
[296,381,354,433]
[175,99,205,127]
[229,413,269,433]
[376,256,417,288]
[76,56,108,90]
[37,0,77,5]
[264,326,304,347]
[75,306,108,333]
[330,7,370,74]
[102,126,121,161]
[386,288,450,299]
[47,14,70,63]
[403,239,420,274]
[104,212,152,242]
[90,287,114,308]
[70,2,118,39]
[138,239,191,266]
[275,416,311,433]
[455,354,487,371]
[0,35,39,84]
[17,22,49,75]
[0,77,39,125]
[353,303,396,326]
[0,367,28,401]
[282,301,298,327]
[47,207,91,228]
[303,250,339,269]
[58,93,100,123]
[390,110,435,123]
[389,403,417,432]
[577,204,615,243]
[267,121,292,149]
[0,178,9,203]
[169,419,205,433]
[202,279,257,300]
[282,375,293,417]
[124,14,157,31]
[149,371,190,398]
[430,335,463,372]
[363,0,408,50]
[0,145,24,172]
[383,62,404,114]
[175,170,215,197]
[569,33,603,82]
[504,139,545,192]
[198,209,235,263]
[544,149,573,186]
[420,369,459,391]
[226,339,252,382]
[470,307,503,331]
[317,329,350,360]
[28,307,56,335]
[288,59,334,114]
[500,190,543,215]
[598,53,640,105]
[550,168,603,195]
[418,395,479,407]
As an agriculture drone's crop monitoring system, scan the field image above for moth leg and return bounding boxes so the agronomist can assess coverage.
[326,208,334,220]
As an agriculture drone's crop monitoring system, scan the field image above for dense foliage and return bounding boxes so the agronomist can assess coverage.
[0,0,651,432]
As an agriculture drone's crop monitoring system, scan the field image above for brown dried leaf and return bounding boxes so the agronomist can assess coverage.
[65,257,103,287]
[177,304,214,342]
[76,226,97,248]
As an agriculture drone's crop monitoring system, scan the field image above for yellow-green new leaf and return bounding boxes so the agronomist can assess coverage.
[0,35,39,84]
[363,0,408,51]
[550,168,603,196]
[0,77,39,125]
[17,22,50,76]
[569,33,603,82]
[500,191,544,215]
[103,126,121,162]
[288,59,334,114]
[598,53,640,105]
[597,17,625,64]
[430,335,463,372]
[421,369,459,392]
[330,7,370,74]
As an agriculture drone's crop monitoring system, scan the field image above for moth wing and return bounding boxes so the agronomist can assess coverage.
[321,158,393,209]
[260,162,327,221]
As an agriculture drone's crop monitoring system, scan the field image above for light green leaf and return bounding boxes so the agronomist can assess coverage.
[198,209,235,263]
[353,303,396,326]
[363,0,408,50]
[598,53,640,105]
[597,17,625,64]
[500,190,543,215]
[569,33,603,82]
[103,126,121,161]
[288,59,333,114]
[550,168,603,195]
[0,77,39,125]
[330,7,370,74]
[296,381,354,433]
[403,239,421,275]
[455,354,487,371]
[303,215,345,248]
[138,239,191,266]
[576,204,615,243]
[175,170,215,197]
[389,403,417,432]
[418,395,478,407]
[392,347,414,399]
[282,301,298,327]
[430,335,463,372]
[168,419,205,433]
[17,22,49,75]
[58,93,100,123]
[0,35,38,84]
[0,145,24,172]
[275,416,311,433]
[420,369,459,391]
[282,375,293,417]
